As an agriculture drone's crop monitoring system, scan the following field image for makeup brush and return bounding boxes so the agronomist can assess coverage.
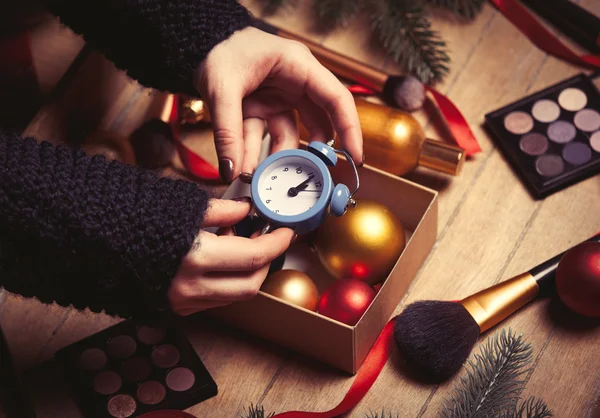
[129,92,176,169]
[251,19,426,112]
[393,232,600,381]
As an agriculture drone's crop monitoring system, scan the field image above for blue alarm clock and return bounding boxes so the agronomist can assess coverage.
[245,140,360,235]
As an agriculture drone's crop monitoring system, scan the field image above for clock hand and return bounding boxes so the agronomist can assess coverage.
[288,174,314,197]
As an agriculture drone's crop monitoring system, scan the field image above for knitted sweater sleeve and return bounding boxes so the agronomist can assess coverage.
[0,130,210,318]
[42,0,253,95]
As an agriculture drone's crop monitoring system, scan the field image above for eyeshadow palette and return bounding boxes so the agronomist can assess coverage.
[55,319,217,418]
[485,72,600,198]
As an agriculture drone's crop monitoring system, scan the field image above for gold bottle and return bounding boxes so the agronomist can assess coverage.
[179,96,465,176]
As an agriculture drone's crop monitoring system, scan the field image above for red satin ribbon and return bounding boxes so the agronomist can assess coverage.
[270,318,396,418]
[347,84,482,156]
[490,0,600,69]
[134,319,394,418]
[168,94,220,181]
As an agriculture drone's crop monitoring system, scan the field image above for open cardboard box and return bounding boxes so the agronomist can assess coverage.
[206,135,438,374]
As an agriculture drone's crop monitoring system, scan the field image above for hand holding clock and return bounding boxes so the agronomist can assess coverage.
[194,26,364,183]
[168,198,295,316]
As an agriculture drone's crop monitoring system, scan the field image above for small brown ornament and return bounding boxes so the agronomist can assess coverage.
[260,269,319,311]
[180,96,211,124]
[313,199,405,286]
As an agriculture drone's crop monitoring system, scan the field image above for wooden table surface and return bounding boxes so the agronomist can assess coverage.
[1,1,599,417]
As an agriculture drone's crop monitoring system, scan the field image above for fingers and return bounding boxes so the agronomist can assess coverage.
[296,95,334,143]
[202,198,252,228]
[304,60,363,165]
[267,110,299,154]
[169,263,272,313]
[241,117,266,174]
[193,227,294,271]
[207,82,245,183]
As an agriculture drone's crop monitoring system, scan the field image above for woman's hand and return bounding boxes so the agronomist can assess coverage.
[194,26,364,183]
[168,197,294,316]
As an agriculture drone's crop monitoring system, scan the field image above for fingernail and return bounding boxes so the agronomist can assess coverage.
[219,158,234,183]
[239,172,253,184]
[232,196,252,203]
[359,153,365,167]
[291,233,298,244]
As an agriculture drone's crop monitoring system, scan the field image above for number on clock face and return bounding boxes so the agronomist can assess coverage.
[257,156,324,217]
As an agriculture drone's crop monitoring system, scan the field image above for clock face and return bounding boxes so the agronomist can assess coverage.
[256,155,325,217]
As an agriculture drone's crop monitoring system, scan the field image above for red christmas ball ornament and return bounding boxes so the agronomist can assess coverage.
[555,241,600,318]
[317,279,376,326]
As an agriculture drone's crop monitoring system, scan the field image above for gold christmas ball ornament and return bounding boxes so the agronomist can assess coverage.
[180,96,211,124]
[260,269,320,312]
[313,199,406,286]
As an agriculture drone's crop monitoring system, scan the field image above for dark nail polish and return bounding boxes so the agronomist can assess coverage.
[291,233,298,244]
[239,172,253,184]
[219,158,234,183]
[232,196,252,203]
[359,153,365,167]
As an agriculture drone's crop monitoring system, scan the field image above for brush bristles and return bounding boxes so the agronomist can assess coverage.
[383,75,426,112]
[393,300,480,381]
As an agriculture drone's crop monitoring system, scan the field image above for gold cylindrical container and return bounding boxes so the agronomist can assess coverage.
[352,98,464,176]
[460,273,539,333]
[177,96,465,177]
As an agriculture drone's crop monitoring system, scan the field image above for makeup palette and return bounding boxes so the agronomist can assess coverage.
[56,319,217,418]
[485,72,600,198]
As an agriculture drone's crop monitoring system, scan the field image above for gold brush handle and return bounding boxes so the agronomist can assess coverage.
[460,273,540,333]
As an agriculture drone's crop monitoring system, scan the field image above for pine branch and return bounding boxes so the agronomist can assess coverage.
[424,0,486,20]
[364,409,400,418]
[367,0,450,84]
[257,0,297,16]
[239,404,274,418]
[438,329,535,418]
[497,397,553,418]
[313,0,363,31]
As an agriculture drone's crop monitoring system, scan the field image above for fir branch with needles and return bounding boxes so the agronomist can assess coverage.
[497,397,554,418]
[239,404,274,418]
[313,0,363,31]
[424,0,486,20]
[364,409,400,418]
[367,0,450,84]
[438,329,552,418]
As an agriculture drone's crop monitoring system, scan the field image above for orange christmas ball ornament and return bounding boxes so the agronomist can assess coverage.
[555,241,600,318]
[260,270,319,312]
[317,279,376,326]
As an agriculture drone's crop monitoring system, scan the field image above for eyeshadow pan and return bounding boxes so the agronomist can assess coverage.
[93,370,122,395]
[56,318,218,418]
[151,344,180,369]
[547,121,577,143]
[137,325,166,345]
[504,111,534,134]
[121,357,152,382]
[574,109,600,132]
[79,348,107,372]
[166,367,196,392]
[107,335,137,359]
[562,142,592,166]
[590,131,600,153]
[531,99,560,122]
[136,381,166,405]
[519,133,549,156]
[558,88,587,111]
[107,394,137,418]
[535,155,565,177]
